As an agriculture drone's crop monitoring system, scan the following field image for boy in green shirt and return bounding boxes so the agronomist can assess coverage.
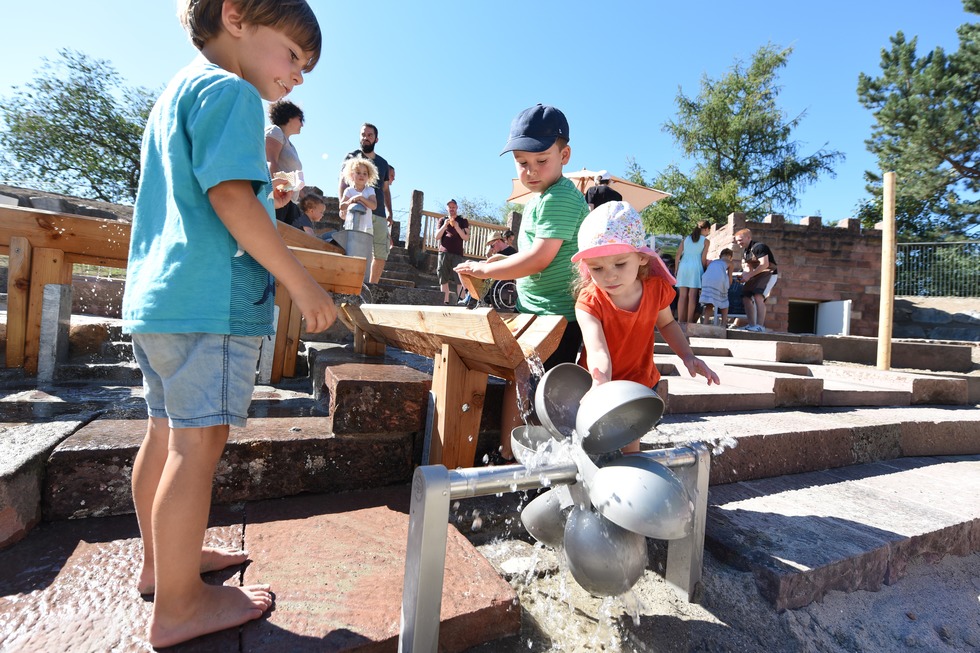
[456,104,588,461]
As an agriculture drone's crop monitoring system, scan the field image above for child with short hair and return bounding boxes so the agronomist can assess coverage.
[574,201,720,453]
[455,104,588,462]
[121,0,336,646]
[339,156,379,234]
[294,193,324,235]
[700,248,733,325]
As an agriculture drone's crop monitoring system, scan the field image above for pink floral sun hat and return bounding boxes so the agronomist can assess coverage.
[572,201,676,284]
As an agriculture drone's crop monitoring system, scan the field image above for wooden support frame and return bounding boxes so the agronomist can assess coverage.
[5,237,32,368]
[0,205,366,377]
[338,304,566,468]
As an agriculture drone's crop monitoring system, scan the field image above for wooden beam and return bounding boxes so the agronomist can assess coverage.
[430,344,488,469]
[5,237,32,368]
[0,207,130,260]
[288,246,365,295]
[271,280,292,384]
[282,300,303,377]
[276,220,344,255]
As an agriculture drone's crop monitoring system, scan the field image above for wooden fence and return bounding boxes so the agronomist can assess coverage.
[420,211,508,259]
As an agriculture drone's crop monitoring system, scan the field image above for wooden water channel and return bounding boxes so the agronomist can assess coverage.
[0,205,365,380]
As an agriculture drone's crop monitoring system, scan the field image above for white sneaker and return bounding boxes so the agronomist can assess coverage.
[746,324,765,332]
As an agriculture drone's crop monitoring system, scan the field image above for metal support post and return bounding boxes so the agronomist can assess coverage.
[665,442,711,601]
[399,466,451,653]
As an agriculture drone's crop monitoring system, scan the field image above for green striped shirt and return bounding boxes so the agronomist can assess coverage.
[516,176,588,320]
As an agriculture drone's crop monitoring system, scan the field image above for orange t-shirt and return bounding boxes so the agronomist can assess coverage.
[575,275,675,387]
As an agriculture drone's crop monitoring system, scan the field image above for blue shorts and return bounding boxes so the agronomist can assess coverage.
[131,333,262,429]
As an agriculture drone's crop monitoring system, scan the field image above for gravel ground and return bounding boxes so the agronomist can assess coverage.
[455,493,980,653]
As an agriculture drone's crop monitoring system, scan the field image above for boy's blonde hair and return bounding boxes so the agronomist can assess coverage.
[180,0,322,71]
[342,156,379,187]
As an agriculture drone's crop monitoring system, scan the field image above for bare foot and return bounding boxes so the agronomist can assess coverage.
[138,547,249,595]
[148,583,272,648]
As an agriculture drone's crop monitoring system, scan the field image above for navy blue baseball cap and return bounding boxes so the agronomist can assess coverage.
[500,104,569,155]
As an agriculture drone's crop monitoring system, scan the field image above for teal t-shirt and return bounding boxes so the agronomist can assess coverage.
[516,176,589,320]
[122,60,275,336]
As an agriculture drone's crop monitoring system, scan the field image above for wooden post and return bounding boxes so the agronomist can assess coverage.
[430,343,488,469]
[271,280,292,383]
[877,171,897,370]
[5,237,32,368]
[407,189,424,259]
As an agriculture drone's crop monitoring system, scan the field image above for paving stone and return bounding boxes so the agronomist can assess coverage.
[0,507,243,652]
[241,487,520,652]
[2,487,519,652]
[706,456,980,610]
[45,417,415,521]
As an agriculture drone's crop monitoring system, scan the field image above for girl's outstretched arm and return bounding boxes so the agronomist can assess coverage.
[655,307,720,385]
[576,309,612,386]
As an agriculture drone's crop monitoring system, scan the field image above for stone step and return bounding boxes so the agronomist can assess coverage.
[645,405,980,486]
[43,415,417,521]
[806,364,969,405]
[689,337,824,364]
[819,377,912,407]
[705,455,980,611]
[656,375,777,414]
[378,276,415,288]
[52,361,143,384]
[724,331,975,373]
[378,267,416,282]
[0,488,519,652]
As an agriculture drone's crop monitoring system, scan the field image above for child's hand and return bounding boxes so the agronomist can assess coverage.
[271,179,292,209]
[291,279,337,334]
[455,261,488,278]
[682,355,720,385]
[590,367,610,387]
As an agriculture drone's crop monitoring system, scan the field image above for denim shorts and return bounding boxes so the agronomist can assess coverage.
[131,333,262,429]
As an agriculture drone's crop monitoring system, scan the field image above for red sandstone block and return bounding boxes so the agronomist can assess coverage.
[242,489,520,652]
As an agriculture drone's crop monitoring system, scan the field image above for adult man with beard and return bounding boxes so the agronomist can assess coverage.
[339,123,392,283]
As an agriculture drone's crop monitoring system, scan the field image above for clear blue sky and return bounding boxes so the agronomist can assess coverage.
[0,1,972,231]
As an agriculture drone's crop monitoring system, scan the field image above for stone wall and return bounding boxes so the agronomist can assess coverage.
[707,213,883,337]
[892,297,980,343]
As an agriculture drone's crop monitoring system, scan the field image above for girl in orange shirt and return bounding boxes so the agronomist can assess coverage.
[573,202,719,452]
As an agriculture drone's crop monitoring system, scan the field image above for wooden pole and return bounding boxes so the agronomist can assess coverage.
[877,171,896,370]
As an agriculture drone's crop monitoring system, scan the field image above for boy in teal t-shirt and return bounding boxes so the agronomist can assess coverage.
[455,104,588,461]
[121,0,337,647]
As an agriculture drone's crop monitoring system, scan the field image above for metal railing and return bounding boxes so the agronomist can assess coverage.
[420,211,508,260]
[896,241,980,297]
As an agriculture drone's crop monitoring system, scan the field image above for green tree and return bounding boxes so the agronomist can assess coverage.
[0,49,156,203]
[645,44,843,234]
[457,196,504,224]
[856,0,979,240]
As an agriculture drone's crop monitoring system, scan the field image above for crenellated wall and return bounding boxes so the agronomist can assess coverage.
[707,212,883,337]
